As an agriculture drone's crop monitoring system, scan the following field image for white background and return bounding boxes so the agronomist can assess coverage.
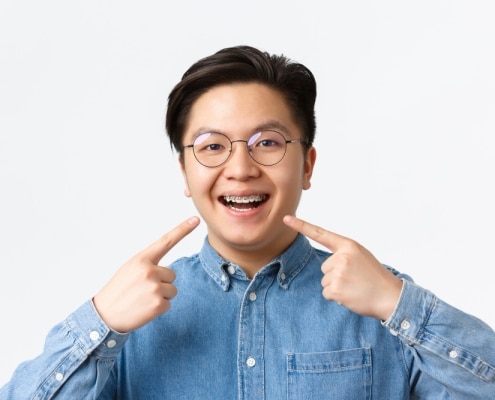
[1,0,494,385]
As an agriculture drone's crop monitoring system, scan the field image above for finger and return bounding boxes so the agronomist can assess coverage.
[322,286,334,302]
[321,272,332,288]
[140,216,200,264]
[157,266,176,284]
[283,215,347,251]
[161,282,178,300]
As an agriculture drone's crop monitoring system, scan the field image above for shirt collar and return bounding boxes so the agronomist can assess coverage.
[198,234,313,291]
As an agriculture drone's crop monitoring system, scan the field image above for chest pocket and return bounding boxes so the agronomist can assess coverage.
[287,347,372,400]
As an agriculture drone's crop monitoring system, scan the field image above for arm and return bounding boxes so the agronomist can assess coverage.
[283,215,495,398]
[383,278,495,398]
[0,301,127,400]
[0,216,200,400]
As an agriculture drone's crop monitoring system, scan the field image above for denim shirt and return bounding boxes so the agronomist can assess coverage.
[1,234,494,399]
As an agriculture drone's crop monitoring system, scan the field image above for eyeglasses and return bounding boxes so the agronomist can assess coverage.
[183,130,307,168]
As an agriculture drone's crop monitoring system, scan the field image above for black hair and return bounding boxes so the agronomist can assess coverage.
[165,45,317,153]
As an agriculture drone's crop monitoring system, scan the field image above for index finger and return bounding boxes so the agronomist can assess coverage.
[283,215,347,251]
[140,216,200,264]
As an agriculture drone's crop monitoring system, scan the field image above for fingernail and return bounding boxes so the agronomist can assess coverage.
[187,216,199,225]
[283,215,294,224]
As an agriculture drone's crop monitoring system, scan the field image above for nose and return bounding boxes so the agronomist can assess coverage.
[223,140,260,179]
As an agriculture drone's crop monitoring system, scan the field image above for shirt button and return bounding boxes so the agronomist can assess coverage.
[280,273,286,280]
[249,292,257,301]
[55,372,64,381]
[227,266,236,275]
[246,357,256,367]
[107,339,117,348]
[449,350,458,359]
[89,331,100,341]
[400,319,410,330]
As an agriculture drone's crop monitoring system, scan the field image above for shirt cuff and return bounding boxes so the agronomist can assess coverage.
[382,278,436,345]
[65,299,129,358]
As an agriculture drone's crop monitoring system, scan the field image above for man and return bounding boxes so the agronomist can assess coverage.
[1,45,494,399]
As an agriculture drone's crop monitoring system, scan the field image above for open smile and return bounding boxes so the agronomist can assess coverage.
[220,194,269,212]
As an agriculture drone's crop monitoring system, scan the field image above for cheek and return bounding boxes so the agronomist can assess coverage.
[275,168,304,196]
[183,164,216,197]
[275,164,308,206]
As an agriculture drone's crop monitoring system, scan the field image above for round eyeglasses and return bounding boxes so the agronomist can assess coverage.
[183,130,307,168]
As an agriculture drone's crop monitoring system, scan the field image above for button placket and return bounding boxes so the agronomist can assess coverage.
[238,273,276,397]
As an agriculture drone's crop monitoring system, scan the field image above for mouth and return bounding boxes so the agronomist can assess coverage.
[221,194,269,212]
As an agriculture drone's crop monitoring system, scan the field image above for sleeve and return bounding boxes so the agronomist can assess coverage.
[0,300,128,400]
[382,278,495,398]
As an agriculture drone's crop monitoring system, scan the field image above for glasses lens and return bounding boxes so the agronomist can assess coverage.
[191,130,289,167]
[249,130,287,166]
[193,132,231,167]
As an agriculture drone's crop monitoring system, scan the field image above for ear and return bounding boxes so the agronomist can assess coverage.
[302,146,316,190]
[179,156,191,197]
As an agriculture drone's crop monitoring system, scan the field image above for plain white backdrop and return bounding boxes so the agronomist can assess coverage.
[1,0,494,385]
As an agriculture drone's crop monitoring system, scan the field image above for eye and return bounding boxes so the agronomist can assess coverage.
[251,131,285,149]
[204,143,225,151]
[257,139,278,147]
[193,132,229,153]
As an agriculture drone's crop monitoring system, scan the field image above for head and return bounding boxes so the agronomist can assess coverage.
[166,45,317,157]
[165,46,318,272]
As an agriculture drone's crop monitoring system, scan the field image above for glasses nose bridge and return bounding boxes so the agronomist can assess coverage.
[225,138,258,168]
[229,138,252,155]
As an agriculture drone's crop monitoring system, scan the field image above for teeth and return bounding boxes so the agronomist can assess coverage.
[224,194,266,203]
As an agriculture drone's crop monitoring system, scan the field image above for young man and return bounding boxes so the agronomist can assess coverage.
[1,45,494,399]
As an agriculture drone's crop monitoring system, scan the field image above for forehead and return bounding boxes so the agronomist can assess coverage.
[183,83,299,140]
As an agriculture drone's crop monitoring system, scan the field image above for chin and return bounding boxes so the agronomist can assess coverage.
[218,224,291,250]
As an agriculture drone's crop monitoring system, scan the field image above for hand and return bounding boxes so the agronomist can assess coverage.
[93,216,200,333]
[283,215,402,321]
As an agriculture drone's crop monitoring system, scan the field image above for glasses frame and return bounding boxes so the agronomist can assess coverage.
[183,130,307,168]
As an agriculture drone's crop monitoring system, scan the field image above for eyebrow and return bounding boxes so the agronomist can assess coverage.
[253,120,292,136]
[190,120,293,141]
[189,128,218,142]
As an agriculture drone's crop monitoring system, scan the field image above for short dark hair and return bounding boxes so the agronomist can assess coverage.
[165,45,317,153]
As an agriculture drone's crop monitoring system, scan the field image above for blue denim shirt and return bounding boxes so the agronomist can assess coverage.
[1,234,494,399]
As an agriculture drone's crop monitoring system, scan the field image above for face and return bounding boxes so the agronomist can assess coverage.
[180,83,316,268]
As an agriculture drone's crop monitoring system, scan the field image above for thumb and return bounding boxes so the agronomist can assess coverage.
[139,216,200,264]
